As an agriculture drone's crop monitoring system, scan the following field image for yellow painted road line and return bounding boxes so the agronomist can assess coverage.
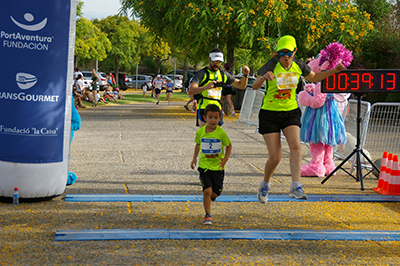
[124,183,133,214]
[119,150,124,164]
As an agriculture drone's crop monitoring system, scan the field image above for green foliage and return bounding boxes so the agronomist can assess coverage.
[75,18,112,67]
[76,0,84,18]
[359,0,400,70]
[141,56,158,73]
[94,15,148,73]
[360,23,400,69]
[354,0,393,23]
[121,0,374,70]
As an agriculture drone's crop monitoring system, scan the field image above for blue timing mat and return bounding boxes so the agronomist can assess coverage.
[64,194,400,202]
[54,229,400,241]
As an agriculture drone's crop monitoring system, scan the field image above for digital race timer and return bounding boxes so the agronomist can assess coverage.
[321,69,400,93]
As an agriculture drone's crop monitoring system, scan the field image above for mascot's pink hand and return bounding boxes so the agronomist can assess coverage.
[298,84,315,106]
[298,83,326,109]
[309,83,326,109]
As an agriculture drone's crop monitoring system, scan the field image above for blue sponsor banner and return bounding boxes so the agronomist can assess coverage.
[0,1,71,163]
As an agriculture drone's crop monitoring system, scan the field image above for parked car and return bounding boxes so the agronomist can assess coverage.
[97,72,107,91]
[80,70,108,91]
[163,74,183,89]
[130,75,152,89]
[111,72,130,91]
[168,70,194,79]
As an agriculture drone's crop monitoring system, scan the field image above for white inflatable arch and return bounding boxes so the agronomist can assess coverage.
[0,0,76,199]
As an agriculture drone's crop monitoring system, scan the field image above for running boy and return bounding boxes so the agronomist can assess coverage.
[190,104,232,225]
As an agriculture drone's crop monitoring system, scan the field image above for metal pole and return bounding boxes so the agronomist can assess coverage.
[174,58,177,87]
[135,63,138,91]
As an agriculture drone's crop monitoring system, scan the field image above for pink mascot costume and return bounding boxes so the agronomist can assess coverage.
[298,43,353,177]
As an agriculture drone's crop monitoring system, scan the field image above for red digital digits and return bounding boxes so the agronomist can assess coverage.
[387,73,396,90]
[325,75,335,91]
[349,73,359,90]
[361,73,373,89]
[338,73,347,90]
[322,70,399,93]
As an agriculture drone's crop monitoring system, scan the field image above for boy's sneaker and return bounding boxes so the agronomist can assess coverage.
[229,111,236,117]
[184,105,189,111]
[289,186,308,200]
[203,213,212,225]
[257,182,269,204]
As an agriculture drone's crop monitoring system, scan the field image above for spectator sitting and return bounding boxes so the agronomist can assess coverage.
[96,91,107,104]
[73,74,86,108]
[104,88,117,102]
[78,75,93,103]
[112,87,126,100]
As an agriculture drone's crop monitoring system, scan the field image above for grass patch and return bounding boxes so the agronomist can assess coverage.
[81,90,189,107]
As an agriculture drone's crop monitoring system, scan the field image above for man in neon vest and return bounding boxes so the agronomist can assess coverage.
[189,48,250,127]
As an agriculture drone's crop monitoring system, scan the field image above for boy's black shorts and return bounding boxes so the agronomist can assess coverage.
[198,168,224,196]
[258,108,301,134]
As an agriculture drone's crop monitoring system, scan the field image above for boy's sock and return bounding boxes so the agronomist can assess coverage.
[291,181,302,189]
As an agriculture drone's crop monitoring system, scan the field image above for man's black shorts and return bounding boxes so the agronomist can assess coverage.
[258,108,301,134]
[222,86,233,96]
[155,88,161,95]
[198,168,224,196]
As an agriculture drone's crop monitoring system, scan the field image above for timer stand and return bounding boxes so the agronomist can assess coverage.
[321,93,380,190]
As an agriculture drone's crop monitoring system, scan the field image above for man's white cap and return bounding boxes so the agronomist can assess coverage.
[157,74,161,77]
[209,52,224,62]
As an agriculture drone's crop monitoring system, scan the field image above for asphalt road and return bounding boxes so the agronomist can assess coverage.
[1,101,399,265]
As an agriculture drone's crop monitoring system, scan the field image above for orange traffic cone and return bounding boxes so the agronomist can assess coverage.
[373,151,388,193]
[381,153,393,193]
[385,155,400,196]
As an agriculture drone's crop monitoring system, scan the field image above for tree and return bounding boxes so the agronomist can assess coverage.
[94,15,147,84]
[74,1,111,68]
[282,0,373,57]
[145,34,171,74]
[121,0,373,70]
[355,0,393,23]
[356,0,399,103]
[75,18,112,68]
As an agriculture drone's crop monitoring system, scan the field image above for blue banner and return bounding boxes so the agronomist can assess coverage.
[0,1,71,163]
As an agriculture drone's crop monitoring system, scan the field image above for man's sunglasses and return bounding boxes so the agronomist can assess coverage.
[212,60,222,64]
[278,51,294,57]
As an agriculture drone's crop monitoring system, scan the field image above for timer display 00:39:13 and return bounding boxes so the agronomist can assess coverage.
[321,70,400,93]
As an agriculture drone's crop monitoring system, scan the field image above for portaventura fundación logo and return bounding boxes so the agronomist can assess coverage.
[11,13,47,31]
[1,12,53,51]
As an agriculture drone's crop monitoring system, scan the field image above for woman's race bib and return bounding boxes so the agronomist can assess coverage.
[276,72,297,90]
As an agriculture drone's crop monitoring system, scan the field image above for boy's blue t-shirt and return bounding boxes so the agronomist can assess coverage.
[194,125,231,171]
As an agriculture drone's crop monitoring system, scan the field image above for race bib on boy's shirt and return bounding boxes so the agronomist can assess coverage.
[276,72,297,90]
[201,138,222,155]
[207,88,222,99]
